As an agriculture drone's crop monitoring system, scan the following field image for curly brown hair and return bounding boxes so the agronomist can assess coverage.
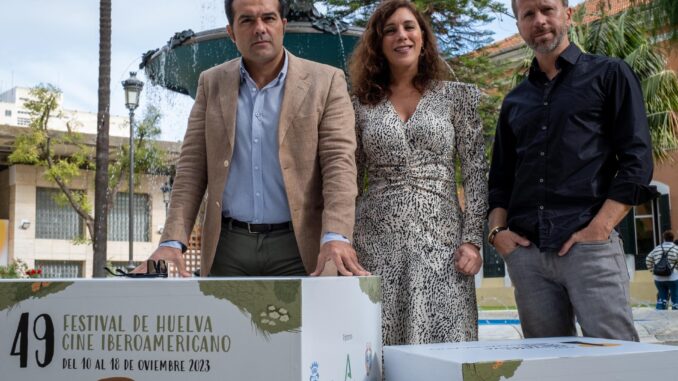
[349,0,446,105]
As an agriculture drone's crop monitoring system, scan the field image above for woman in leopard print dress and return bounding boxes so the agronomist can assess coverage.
[349,0,488,346]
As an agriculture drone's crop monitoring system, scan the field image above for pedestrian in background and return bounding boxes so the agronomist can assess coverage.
[646,230,678,310]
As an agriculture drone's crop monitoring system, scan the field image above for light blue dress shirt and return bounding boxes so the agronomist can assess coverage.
[224,53,290,224]
[161,53,347,251]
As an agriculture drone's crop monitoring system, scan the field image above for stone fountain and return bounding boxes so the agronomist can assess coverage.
[140,0,363,98]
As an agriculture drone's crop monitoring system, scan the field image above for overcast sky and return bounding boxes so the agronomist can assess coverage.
[0,0,582,141]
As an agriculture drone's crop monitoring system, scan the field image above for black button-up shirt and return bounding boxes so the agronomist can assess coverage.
[489,43,657,251]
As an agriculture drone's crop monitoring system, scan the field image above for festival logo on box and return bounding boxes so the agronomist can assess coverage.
[0,277,381,381]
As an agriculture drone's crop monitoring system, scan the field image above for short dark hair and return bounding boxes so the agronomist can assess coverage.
[225,0,289,26]
[511,0,568,18]
[664,230,675,242]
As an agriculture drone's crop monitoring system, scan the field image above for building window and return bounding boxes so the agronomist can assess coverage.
[108,192,150,242]
[4,110,10,117]
[36,188,84,240]
[34,260,84,278]
[17,117,31,126]
[634,201,656,270]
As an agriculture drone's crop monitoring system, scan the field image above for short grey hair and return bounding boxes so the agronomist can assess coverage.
[511,0,569,18]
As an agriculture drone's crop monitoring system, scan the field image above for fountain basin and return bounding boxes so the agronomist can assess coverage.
[142,22,363,98]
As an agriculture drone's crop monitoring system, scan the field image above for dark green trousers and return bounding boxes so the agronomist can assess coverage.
[209,219,307,276]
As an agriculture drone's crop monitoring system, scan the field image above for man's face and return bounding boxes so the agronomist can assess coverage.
[227,0,287,68]
[515,0,571,54]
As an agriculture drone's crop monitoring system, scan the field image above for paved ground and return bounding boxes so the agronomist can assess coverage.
[478,308,678,345]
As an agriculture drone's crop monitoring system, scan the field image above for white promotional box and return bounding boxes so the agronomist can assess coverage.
[0,277,382,380]
[385,337,678,380]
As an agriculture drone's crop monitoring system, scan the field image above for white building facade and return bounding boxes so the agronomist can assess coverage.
[0,87,130,137]
[0,87,180,277]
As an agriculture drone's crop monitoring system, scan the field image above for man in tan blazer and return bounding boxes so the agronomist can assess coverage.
[141,0,368,277]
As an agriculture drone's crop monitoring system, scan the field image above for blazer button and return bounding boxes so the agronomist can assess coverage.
[224,160,229,168]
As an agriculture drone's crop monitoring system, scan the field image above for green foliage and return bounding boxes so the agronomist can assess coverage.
[8,85,61,165]
[9,85,95,232]
[0,260,43,279]
[574,5,678,161]
[324,0,509,55]
[0,260,29,279]
[109,105,169,192]
[24,84,61,130]
[645,0,678,40]
[71,235,92,245]
[449,53,512,158]
[53,191,92,216]
[9,132,43,164]
[9,84,172,242]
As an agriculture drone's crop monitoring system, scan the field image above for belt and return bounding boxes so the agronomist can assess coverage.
[224,217,292,234]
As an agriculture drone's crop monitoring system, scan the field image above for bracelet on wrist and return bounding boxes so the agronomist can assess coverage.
[488,226,508,246]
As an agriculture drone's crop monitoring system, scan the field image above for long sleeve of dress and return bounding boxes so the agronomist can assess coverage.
[450,83,489,249]
[353,97,368,198]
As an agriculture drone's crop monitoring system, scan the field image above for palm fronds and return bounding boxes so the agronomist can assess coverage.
[571,4,678,161]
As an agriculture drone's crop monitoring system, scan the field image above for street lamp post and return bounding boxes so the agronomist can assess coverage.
[122,72,144,272]
[160,181,172,216]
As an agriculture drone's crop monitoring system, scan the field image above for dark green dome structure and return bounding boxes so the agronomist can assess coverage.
[141,1,363,99]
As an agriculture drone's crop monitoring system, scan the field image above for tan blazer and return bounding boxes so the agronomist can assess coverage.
[160,52,358,276]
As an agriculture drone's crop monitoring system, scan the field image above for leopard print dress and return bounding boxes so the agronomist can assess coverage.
[353,81,488,346]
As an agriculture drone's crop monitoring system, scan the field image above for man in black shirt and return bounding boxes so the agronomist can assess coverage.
[487,0,656,341]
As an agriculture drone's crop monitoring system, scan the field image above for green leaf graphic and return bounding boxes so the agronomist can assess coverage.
[0,281,74,311]
[461,360,522,381]
[199,280,301,335]
[359,277,381,304]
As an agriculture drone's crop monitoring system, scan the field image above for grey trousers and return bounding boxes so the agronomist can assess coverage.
[504,232,638,341]
[209,220,307,277]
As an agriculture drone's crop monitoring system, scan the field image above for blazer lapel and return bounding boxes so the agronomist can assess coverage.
[218,60,241,152]
[278,52,310,145]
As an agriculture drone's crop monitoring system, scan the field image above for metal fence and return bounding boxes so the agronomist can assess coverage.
[34,260,84,278]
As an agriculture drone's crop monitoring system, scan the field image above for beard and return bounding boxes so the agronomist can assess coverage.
[527,24,568,54]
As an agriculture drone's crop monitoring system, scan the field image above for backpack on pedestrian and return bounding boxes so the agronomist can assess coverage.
[653,246,674,276]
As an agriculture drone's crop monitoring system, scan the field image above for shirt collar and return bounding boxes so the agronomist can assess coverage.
[529,43,582,78]
[239,50,289,89]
